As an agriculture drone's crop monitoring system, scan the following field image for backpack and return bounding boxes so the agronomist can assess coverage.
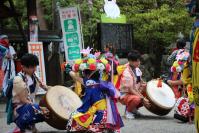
[3,72,25,98]
[5,72,26,124]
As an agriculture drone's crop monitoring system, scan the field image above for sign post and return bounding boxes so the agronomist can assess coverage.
[59,7,82,63]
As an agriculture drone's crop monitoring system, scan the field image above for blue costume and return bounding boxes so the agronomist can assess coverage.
[14,104,44,130]
[67,78,123,132]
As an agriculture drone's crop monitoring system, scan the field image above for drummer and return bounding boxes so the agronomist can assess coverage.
[7,54,49,132]
[12,76,49,133]
[119,50,151,119]
[19,53,48,101]
[166,39,187,98]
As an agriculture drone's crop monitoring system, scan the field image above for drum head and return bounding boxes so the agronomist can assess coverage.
[46,85,82,120]
[147,80,175,109]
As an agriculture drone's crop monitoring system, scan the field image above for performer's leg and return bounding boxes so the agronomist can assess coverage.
[14,104,45,131]
[126,95,142,112]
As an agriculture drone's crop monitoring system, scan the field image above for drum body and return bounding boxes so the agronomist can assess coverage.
[145,80,176,116]
[39,85,82,130]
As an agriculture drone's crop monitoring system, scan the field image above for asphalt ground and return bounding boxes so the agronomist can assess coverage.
[0,102,196,133]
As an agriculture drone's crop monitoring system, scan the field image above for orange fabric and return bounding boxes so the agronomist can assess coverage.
[0,69,4,90]
[172,72,182,98]
[120,94,143,112]
[120,64,136,93]
[15,60,22,73]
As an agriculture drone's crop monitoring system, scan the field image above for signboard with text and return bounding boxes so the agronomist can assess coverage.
[59,7,82,63]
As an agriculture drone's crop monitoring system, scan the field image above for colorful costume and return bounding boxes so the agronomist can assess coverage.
[168,49,190,98]
[0,45,6,89]
[14,104,44,131]
[2,45,16,93]
[7,74,45,131]
[192,26,199,132]
[185,0,199,131]
[119,63,145,112]
[66,56,123,132]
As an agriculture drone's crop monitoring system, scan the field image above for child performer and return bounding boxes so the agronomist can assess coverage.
[66,57,124,133]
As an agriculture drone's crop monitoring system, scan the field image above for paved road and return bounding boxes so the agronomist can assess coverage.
[0,102,196,133]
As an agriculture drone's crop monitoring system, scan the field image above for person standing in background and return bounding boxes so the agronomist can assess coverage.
[0,35,17,93]
[0,36,7,92]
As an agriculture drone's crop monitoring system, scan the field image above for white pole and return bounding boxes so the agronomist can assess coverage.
[111,59,114,84]
[77,5,84,49]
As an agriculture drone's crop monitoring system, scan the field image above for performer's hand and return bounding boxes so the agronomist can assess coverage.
[141,82,147,88]
[40,107,50,119]
[167,80,173,86]
[143,98,151,108]
[39,82,48,91]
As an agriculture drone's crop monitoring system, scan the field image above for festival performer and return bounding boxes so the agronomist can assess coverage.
[119,50,150,119]
[167,39,186,65]
[101,45,120,87]
[192,27,199,133]
[11,76,49,133]
[167,49,190,99]
[0,39,7,91]
[6,53,49,132]
[184,0,199,131]
[169,51,195,123]
[0,35,17,94]
[65,55,123,132]
[167,39,187,98]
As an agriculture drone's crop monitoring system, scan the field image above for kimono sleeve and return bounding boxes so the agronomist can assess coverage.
[120,69,134,91]
[77,89,91,113]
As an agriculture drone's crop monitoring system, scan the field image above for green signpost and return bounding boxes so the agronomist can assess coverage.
[59,7,82,62]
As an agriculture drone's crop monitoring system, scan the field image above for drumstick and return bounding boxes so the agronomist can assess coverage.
[32,105,43,115]
[33,73,51,90]
[32,105,50,119]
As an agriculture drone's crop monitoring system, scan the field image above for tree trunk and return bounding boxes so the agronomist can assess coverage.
[36,0,47,30]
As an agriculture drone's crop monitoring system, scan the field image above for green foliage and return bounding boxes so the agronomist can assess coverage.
[3,0,27,29]
[40,0,53,28]
[118,0,194,51]
[2,0,194,51]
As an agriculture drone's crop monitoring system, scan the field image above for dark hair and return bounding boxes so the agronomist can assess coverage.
[21,53,39,68]
[176,39,186,49]
[127,50,141,61]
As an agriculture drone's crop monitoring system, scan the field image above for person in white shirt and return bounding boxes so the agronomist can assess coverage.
[12,53,49,132]
[0,35,16,93]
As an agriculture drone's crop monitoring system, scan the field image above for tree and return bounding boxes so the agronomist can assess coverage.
[118,0,193,51]
[2,0,27,29]
[2,0,194,50]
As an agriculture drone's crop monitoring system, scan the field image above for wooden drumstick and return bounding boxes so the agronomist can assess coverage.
[33,73,51,90]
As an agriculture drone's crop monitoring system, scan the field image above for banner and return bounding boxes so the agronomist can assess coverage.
[28,42,46,94]
[59,7,82,63]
